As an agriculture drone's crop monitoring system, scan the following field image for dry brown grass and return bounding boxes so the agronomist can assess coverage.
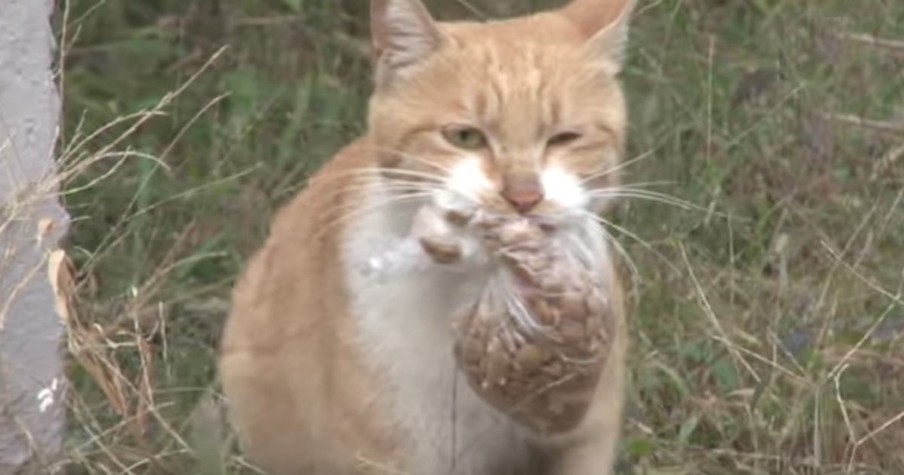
[52,0,904,474]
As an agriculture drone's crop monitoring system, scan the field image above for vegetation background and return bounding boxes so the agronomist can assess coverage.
[54,0,904,473]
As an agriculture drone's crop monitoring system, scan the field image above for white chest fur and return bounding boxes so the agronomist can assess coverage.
[341,189,532,475]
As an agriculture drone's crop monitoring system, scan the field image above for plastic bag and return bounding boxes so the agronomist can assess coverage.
[365,204,615,434]
[450,215,614,434]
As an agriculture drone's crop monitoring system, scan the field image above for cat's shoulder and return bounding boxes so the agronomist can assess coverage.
[268,135,375,234]
[309,135,376,185]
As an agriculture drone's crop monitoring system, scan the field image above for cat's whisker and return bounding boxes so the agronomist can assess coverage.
[504,290,551,337]
[363,176,444,191]
[586,215,641,281]
[574,210,653,251]
[608,180,677,189]
[589,189,704,212]
[561,233,599,273]
[590,191,691,210]
[329,188,439,206]
[579,149,655,185]
[309,170,449,202]
[364,145,455,175]
[596,188,690,203]
[313,165,485,208]
[335,181,445,196]
[319,173,480,213]
[324,186,436,218]
[574,209,682,276]
[376,181,480,206]
[317,167,446,186]
[360,167,448,183]
[570,212,641,286]
[311,180,434,206]
[305,176,427,202]
[316,192,433,241]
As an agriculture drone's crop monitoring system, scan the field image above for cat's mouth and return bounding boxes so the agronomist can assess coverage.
[427,195,587,245]
[380,156,595,235]
[360,184,598,283]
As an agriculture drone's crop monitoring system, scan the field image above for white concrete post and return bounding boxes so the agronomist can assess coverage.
[0,0,69,472]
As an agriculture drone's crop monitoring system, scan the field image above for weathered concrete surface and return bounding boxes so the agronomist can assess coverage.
[0,0,69,472]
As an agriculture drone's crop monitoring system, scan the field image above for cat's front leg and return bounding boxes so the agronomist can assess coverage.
[553,435,619,475]
[548,328,627,475]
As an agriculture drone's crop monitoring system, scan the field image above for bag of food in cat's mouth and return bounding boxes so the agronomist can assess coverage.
[417,206,616,435]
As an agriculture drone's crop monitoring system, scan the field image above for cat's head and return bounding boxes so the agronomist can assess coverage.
[367,0,636,221]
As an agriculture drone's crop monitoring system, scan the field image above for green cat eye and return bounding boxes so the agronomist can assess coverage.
[442,126,487,150]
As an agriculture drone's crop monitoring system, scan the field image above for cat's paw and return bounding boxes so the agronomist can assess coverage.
[418,235,463,264]
[411,204,477,265]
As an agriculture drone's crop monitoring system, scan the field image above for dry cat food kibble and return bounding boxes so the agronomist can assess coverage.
[418,207,615,434]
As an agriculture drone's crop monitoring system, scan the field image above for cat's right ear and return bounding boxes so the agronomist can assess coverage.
[371,0,442,86]
[560,0,637,74]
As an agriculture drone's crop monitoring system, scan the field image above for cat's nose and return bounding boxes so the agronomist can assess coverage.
[501,174,544,214]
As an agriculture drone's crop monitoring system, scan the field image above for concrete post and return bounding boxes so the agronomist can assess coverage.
[0,0,69,472]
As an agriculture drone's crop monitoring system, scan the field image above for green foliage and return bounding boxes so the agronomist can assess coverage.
[56,0,904,473]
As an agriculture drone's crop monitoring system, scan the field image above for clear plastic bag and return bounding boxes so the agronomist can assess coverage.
[450,216,614,434]
[364,204,615,434]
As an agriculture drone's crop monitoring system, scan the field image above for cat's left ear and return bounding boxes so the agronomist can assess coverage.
[371,0,443,86]
[560,0,637,74]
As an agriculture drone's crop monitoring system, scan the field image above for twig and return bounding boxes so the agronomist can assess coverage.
[820,113,904,136]
[836,32,904,54]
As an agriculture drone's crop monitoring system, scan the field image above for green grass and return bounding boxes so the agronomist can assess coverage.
[56,0,904,473]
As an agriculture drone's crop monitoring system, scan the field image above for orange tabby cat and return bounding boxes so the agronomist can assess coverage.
[218,0,636,473]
